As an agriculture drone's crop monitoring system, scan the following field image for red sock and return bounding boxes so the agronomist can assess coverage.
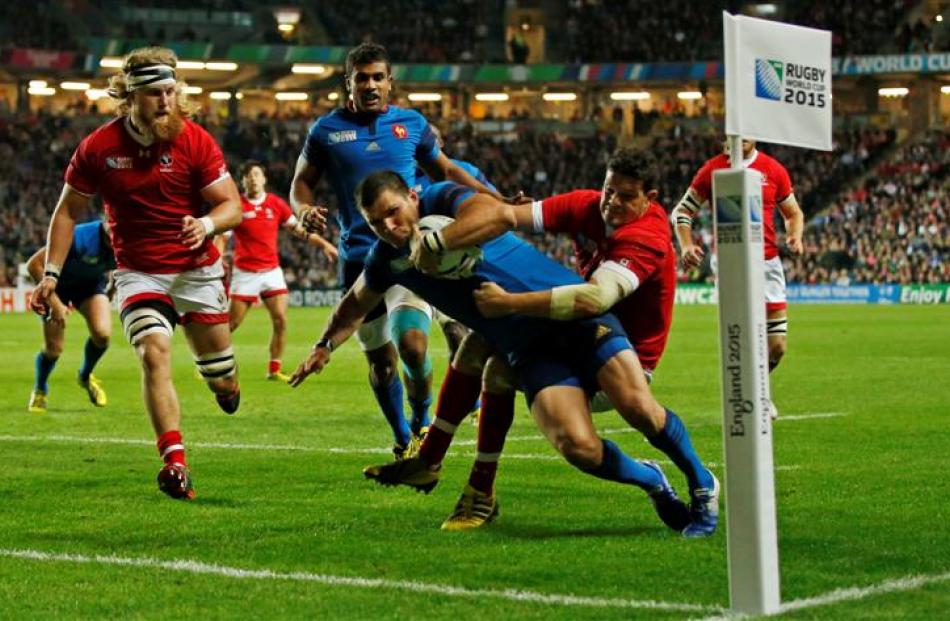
[157,430,186,466]
[419,365,481,466]
[468,390,516,494]
[268,359,281,374]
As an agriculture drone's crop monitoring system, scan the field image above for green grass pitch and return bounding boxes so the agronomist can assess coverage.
[1,304,948,619]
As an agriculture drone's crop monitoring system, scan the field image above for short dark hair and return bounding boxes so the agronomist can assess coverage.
[345,43,391,76]
[355,170,409,211]
[239,160,264,179]
[607,147,660,191]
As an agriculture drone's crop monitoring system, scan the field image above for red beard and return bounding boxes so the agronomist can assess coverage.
[149,111,184,142]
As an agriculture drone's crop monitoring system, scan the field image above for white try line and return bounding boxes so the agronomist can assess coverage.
[0,548,719,614]
[465,412,847,446]
[0,434,801,470]
[690,569,950,620]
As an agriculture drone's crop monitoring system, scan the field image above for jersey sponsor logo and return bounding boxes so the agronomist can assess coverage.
[106,156,133,169]
[329,130,358,144]
[595,324,612,340]
[366,141,382,152]
[391,124,408,140]
[243,211,257,219]
[159,152,174,172]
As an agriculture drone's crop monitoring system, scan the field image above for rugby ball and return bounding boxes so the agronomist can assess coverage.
[417,215,482,279]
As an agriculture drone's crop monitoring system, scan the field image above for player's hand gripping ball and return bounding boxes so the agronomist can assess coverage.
[412,215,482,279]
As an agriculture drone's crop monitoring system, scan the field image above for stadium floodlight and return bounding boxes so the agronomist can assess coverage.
[182,86,203,94]
[275,92,308,101]
[61,82,91,91]
[210,91,233,100]
[205,62,238,71]
[878,87,909,97]
[278,23,294,32]
[85,89,108,100]
[176,61,206,70]
[99,57,123,68]
[292,64,326,75]
[677,91,703,100]
[475,93,509,102]
[542,92,577,101]
[942,85,950,94]
[327,92,339,101]
[937,14,943,22]
[610,91,650,101]
[28,86,56,96]
[408,93,442,102]
[28,80,47,88]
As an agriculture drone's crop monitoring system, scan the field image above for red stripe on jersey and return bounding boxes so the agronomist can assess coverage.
[121,291,175,312]
[180,312,229,325]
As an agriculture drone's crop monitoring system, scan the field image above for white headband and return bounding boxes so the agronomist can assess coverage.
[126,64,177,91]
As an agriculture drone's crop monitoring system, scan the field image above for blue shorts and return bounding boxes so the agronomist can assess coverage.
[56,277,107,308]
[513,313,632,406]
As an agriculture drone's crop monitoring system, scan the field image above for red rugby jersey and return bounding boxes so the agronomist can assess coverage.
[540,190,676,371]
[65,117,230,273]
[232,192,294,271]
[689,150,793,260]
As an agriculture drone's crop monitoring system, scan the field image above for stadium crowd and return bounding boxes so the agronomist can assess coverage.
[0,106,944,289]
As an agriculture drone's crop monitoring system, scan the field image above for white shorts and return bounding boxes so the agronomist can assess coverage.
[764,256,787,312]
[355,286,432,351]
[384,285,431,316]
[711,254,787,313]
[115,262,229,325]
[230,266,288,302]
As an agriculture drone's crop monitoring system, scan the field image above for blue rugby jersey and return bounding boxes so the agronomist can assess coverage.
[363,182,584,357]
[300,105,439,262]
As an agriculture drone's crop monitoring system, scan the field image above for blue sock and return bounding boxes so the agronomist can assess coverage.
[648,409,714,492]
[79,338,108,382]
[586,439,663,492]
[372,376,411,447]
[34,352,58,393]
[408,395,432,435]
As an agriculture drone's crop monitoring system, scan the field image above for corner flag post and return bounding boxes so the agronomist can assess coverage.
[718,12,832,616]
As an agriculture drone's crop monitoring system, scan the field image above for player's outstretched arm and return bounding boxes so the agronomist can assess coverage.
[31,186,90,316]
[779,194,804,254]
[289,273,383,387]
[290,155,328,234]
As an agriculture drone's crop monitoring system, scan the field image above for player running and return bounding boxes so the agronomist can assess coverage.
[26,219,115,413]
[290,171,718,536]
[671,139,803,417]
[291,43,503,459]
[227,160,337,382]
[31,46,243,500]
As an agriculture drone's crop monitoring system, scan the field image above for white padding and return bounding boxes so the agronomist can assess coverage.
[123,307,173,345]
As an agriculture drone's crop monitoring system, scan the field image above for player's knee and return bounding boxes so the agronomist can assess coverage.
[368,357,398,386]
[396,329,428,368]
[483,356,517,394]
[559,433,603,470]
[454,332,492,375]
[138,338,172,377]
[271,312,287,335]
[195,347,237,383]
[207,374,238,395]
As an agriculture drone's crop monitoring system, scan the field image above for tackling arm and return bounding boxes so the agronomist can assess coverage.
[474,262,637,320]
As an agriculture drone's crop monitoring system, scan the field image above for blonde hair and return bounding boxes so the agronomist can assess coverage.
[107,46,200,118]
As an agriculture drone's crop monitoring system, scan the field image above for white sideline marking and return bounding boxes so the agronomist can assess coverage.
[0,548,718,614]
[690,570,950,620]
[0,434,801,470]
